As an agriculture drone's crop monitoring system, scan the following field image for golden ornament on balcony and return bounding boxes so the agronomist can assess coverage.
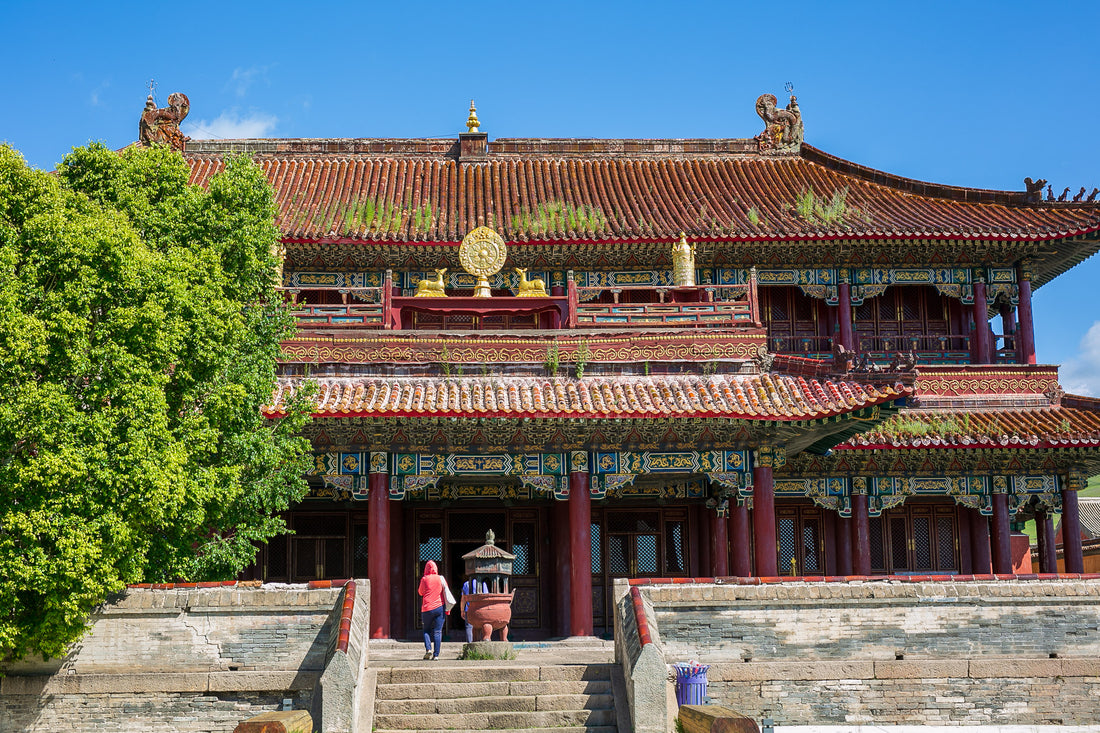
[514,267,547,297]
[672,232,696,287]
[459,227,507,297]
[414,268,449,297]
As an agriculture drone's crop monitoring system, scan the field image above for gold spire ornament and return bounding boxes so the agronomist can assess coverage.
[466,100,480,133]
[459,227,507,297]
[671,232,697,287]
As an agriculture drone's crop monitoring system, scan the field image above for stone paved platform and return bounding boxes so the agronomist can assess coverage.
[367,638,615,667]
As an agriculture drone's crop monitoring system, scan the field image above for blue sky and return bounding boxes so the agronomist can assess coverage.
[3,1,1098,393]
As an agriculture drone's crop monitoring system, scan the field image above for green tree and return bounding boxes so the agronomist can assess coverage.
[0,142,313,661]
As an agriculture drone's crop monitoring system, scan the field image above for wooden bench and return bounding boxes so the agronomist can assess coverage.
[679,704,758,733]
[233,710,312,733]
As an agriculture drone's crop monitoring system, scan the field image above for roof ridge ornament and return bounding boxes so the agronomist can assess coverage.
[466,100,480,133]
[139,91,190,151]
[754,85,803,155]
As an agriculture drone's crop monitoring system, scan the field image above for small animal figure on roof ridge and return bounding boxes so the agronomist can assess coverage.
[1088,188,1100,202]
[1024,177,1047,202]
[1058,187,1071,202]
[1073,187,1087,202]
[1046,185,1054,201]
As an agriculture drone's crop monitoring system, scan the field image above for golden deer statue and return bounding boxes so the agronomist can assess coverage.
[414,268,448,297]
[514,267,548,297]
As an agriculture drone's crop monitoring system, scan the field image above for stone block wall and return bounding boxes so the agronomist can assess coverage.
[0,581,363,733]
[637,578,1100,726]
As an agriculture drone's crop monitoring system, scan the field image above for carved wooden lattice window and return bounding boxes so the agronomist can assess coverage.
[289,513,347,581]
[873,503,958,574]
[761,286,828,353]
[854,286,956,353]
[776,505,823,575]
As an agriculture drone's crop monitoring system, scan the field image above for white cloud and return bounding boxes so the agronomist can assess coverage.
[182,110,277,140]
[227,65,272,97]
[1061,321,1100,397]
[89,80,110,107]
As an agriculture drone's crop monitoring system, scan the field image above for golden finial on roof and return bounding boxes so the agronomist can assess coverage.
[672,231,696,287]
[466,100,480,133]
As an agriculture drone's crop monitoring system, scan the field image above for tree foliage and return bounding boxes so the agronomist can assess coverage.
[0,143,313,661]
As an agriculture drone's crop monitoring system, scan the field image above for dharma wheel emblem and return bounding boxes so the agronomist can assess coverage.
[460,226,507,298]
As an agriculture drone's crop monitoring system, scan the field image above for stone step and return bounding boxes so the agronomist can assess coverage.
[377,664,613,686]
[376,678,612,700]
[372,707,616,731]
[373,728,617,733]
[375,692,615,716]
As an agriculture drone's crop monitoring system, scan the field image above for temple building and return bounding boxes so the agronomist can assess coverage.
[159,93,1100,640]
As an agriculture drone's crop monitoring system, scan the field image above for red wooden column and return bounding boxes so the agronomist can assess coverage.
[1016,259,1037,365]
[388,499,406,639]
[970,508,992,575]
[552,498,572,638]
[835,513,854,575]
[837,279,854,351]
[752,449,779,577]
[851,490,871,576]
[728,502,753,576]
[957,505,973,574]
[710,508,729,577]
[971,275,991,364]
[568,454,593,636]
[367,454,391,639]
[1063,473,1086,574]
[990,484,1012,575]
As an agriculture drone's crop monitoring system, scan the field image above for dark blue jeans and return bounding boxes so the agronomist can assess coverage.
[421,606,445,657]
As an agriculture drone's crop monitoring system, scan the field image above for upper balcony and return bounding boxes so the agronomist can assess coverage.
[281,271,760,334]
[279,271,1029,368]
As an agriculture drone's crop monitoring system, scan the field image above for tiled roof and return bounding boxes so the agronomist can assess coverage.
[264,373,908,421]
[184,140,1100,251]
[840,396,1100,449]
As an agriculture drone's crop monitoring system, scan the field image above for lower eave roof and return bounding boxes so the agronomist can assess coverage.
[836,394,1100,450]
[264,373,909,422]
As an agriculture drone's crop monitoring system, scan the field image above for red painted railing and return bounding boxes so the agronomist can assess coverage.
[630,585,653,647]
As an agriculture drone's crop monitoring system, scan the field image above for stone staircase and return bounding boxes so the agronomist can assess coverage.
[372,663,619,733]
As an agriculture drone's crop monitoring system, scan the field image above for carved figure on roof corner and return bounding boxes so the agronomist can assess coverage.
[672,232,697,287]
[139,93,190,151]
[888,351,918,373]
[832,341,855,373]
[755,93,803,153]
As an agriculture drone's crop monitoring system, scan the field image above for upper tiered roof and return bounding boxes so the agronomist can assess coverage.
[166,92,1100,286]
[184,140,1100,245]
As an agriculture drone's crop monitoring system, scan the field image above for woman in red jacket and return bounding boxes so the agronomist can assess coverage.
[417,560,448,660]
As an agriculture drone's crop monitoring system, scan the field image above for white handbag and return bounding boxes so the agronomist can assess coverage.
[443,579,457,612]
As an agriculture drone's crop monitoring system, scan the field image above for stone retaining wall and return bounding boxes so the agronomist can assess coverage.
[0,581,364,733]
[634,578,1100,726]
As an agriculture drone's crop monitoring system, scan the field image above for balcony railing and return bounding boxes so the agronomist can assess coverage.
[569,283,756,328]
[283,271,761,332]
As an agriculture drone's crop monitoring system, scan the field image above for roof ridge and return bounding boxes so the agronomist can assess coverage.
[800,144,1032,206]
